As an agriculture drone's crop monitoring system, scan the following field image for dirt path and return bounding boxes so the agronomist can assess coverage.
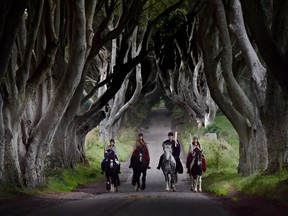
[0,109,287,216]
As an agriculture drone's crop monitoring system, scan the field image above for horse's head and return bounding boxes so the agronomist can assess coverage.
[163,144,172,160]
[193,148,202,165]
[107,149,115,160]
[136,146,145,162]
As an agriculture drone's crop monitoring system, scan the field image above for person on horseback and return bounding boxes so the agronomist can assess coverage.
[157,132,183,174]
[101,139,121,174]
[129,133,151,169]
[186,136,206,173]
[189,136,201,153]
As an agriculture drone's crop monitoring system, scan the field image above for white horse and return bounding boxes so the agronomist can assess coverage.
[161,144,177,191]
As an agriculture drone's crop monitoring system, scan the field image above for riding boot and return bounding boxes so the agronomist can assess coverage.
[157,155,163,169]
[118,164,121,174]
[117,175,120,186]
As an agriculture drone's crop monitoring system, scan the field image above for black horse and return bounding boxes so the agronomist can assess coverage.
[105,149,119,192]
[189,147,203,192]
[130,146,147,191]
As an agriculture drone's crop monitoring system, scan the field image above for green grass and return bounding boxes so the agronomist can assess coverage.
[44,127,136,192]
[174,112,288,203]
[202,168,240,196]
[45,164,103,192]
[203,168,288,203]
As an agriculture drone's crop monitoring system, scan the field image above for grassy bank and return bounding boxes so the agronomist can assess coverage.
[173,109,288,204]
[44,127,136,192]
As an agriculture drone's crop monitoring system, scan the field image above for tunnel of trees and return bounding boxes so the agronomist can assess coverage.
[0,0,287,189]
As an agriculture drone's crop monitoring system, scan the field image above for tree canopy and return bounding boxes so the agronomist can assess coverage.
[0,0,287,189]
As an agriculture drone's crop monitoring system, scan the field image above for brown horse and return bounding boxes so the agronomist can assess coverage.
[130,146,147,191]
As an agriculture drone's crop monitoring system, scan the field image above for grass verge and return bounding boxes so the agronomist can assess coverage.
[173,111,288,204]
[44,127,136,192]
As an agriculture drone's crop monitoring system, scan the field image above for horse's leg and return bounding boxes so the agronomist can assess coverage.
[132,169,137,186]
[114,174,119,192]
[117,174,120,186]
[193,177,198,192]
[106,176,111,192]
[135,171,141,191]
[189,173,194,191]
[136,179,141,191]
[198,175,202,192]
[110,175,115,192]
[141,170,146,190]
[171,173,176,192]
[165,173,170,191]
[195,175,201,192]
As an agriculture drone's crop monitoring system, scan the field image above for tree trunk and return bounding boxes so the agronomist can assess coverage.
[0,0,27,81]
[198,1,267,175]
[262,74,288,172]
[240,0,288,93]
[22,0,87,189]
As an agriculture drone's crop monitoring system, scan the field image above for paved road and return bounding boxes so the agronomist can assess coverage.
[31,109,230,216]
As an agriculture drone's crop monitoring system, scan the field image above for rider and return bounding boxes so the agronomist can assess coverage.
[101,139,121,174]
[186,136,205,173]
[157,132,183,174]
[129,133,151,169]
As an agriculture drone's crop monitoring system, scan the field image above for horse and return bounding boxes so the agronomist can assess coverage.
[104,149,119,192]
[130,146,147,191]
[189,147,203,192]
[161,144,177,191]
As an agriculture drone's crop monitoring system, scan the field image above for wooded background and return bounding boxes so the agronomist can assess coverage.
[0,0,287,189]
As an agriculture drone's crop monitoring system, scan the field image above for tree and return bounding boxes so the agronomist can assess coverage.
[240,0,288,172]
[0,0,186,188]
[0,0,28,183]
[198,0,268,175]
[155,9,217,128]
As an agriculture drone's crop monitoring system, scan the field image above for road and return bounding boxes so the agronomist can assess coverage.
[30,109,231,216]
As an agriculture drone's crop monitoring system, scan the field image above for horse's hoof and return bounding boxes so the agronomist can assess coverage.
[199,189,202,192]
[172,188,176,192]
[165,188,170,191]
[141,183,146,191]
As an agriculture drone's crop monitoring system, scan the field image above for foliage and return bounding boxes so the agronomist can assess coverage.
[203,169,288,203]
[211,115,239,147]
[45,164,103,192]
[154,8,187,46]
[235,171,288,203]
[116,127,137,161]
[178,113,239,166]
[172,109,288,203]
[202,123,220,136]
[202,137,239,170]
[44,127,136,192]
[203,169,240,196]
[171,106,187,120]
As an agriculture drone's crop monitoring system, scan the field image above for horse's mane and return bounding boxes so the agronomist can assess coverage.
[163,140,171,146]
[193,147,202,156]
[136,146,145,154]
[132,146,146,169]
[107,149,116,160]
